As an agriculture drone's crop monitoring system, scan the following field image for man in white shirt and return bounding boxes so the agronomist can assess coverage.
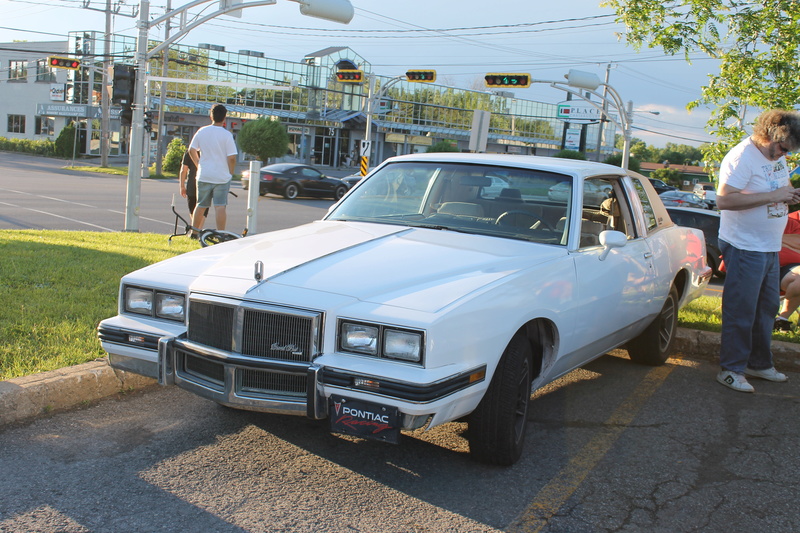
[188,104,238,232]
[716,109,800,392]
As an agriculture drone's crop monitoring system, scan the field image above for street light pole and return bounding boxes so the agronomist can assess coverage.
[122,0,354,231]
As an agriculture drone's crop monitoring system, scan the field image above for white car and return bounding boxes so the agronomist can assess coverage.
[98,153,711,465]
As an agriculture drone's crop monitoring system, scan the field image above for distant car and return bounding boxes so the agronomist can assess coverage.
[547,180,609,206]
[693,182,717,209]
[649,178,678,195]
[481,175,511,198]
[659,190,709,209]
[342,173,364,188]
[666,206,724,278]
[241,163,349,200]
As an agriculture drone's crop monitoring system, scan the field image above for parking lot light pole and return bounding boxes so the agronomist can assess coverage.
[124,0,354,231]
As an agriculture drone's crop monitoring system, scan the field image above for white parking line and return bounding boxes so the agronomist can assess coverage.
[0,201,115,232]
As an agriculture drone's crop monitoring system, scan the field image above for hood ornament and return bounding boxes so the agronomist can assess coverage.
[254,260,264,282]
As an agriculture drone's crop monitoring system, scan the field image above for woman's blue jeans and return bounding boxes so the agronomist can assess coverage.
[719,239,780,373]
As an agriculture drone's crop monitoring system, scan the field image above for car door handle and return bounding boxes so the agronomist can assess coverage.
[643,252,653,259]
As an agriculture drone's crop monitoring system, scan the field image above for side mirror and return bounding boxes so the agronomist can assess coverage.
[598,230,627,261]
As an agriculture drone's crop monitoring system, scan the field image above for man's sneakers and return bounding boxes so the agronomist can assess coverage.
[773,316,793,331]
[717,370,755,393]
[744,366,788,382]
[717,367,788,392]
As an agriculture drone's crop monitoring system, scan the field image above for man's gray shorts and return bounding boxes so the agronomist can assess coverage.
[196,181,230,208]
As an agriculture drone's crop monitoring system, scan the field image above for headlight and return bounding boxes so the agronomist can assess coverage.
[340,323,378,355]
[156,293,185,321]
[123,285,185,322]
[338,320,424,364]
[125,287,153,315]
[384,330,422,362]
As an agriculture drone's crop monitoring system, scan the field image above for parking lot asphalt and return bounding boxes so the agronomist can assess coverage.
[1,328,798,427]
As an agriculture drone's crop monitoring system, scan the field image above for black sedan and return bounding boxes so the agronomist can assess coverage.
[649,178,678,195]
[241,163,349,200]
[666,206,724,278]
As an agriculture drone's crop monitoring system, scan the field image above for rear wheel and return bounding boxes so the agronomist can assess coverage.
[284,183,299,199]
[468,334,532,465]
[626,285,678,365]
[334,186,348,200]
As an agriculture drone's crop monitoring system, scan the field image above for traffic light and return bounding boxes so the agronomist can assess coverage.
[143,111,153,133]
[406,70,436,83]
[48,56,81,70]
[112,64,135,105]
[484,73,531,88]
[336,69,364,83]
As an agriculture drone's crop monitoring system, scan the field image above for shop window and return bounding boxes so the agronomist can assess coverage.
[8,114,26,133]
[36,60,56,83]
[9,60,27,82]
[35,116,55,135]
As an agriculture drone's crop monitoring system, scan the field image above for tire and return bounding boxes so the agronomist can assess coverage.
[283,183,299,199]
[334,186,348,200]
[259,185,268,196]
[468,334,532,466]
[626,285,678,365]
[199,229,241,247]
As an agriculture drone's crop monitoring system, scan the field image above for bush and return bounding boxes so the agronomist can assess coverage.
[426,141,458,153]
[603,153,641,173]
[163,137,186,173]
[0,136,55,156]
[54,122,76,158]
[553,150,586,160]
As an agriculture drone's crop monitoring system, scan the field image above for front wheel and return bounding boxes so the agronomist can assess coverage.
[626,285,678,365]
[283,183,300,199]
[199,229,241,247]
[468,334,532,466]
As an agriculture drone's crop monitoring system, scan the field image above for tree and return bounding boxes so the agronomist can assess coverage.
[163,137,186,173]
[603,153,641,172]
[54,121,76,158]
[237,118,289,163]
[602,0,800,166]
[426,140,458,153]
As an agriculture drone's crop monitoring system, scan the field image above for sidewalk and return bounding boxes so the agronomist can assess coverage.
[2,329,798,427]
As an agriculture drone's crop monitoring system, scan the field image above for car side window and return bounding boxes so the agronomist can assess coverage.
[631,178,658,234]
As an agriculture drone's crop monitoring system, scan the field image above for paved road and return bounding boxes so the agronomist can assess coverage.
[1,352,797,532]
[0,153,347,234]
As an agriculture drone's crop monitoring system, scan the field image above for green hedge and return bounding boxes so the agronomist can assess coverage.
[0,136,55,156]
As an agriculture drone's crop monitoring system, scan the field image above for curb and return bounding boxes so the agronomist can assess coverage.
[1,329,798,427]
[0,358,156,427]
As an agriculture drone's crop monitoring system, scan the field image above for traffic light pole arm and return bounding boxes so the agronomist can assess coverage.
[520,76,632,170]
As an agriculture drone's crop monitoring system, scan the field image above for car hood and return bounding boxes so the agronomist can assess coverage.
[138,221,566,313]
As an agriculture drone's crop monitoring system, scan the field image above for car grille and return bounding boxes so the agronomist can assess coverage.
[182,297,322,398]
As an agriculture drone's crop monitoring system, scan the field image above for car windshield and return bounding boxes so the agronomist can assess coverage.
[326,162,574,245]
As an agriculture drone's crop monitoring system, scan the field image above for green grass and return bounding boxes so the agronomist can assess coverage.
[0,230,197,380]
[1,230,797,381]
[67,165,177,180]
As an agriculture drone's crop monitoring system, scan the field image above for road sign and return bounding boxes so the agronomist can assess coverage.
[556,100,603,124]
[360,140,371,156]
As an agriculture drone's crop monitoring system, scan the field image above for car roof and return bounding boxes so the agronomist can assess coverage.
[383,153,632,179]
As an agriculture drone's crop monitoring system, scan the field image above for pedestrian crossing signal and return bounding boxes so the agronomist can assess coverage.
[336,69,363,83]
[406,70,436,83]
[484,73,531,88]
[48,56,81,70]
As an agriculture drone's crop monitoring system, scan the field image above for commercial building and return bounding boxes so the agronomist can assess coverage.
[2,32,616,167]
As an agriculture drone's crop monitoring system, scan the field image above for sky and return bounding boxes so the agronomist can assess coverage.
[0,0,721,148]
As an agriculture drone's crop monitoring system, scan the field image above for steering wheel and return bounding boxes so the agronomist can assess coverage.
[495,210,554,231]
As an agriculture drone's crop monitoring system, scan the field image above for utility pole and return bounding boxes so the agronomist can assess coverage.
[100,0,111,167]
[154,0,171,176]
[594,62,611,162]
